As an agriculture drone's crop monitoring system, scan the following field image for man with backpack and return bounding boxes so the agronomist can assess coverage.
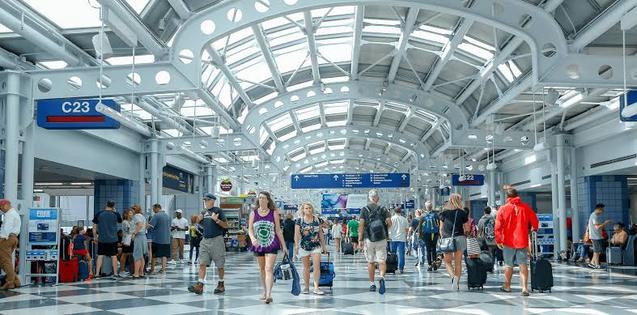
[477,207,497,269]
[358,189,392,294]
[419,201,440,271]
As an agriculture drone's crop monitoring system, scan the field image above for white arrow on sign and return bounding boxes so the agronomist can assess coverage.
[401,174,407,180]
[333,175,339,181]
[294,175,300,181]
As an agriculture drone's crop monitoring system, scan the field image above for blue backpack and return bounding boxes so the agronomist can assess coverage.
[420,212,439,237]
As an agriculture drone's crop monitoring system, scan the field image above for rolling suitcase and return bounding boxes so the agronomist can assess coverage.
[466,257,487,290]
[530,231,554,293]
[606,246,623,265]
[480,250,494,273]
[78,260,89,281]
[342,241,354,255]
[318,252,335,291]
[59,259,79,283]
[385,251,398,274]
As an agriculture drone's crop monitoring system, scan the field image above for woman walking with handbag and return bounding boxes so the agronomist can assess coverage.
[438,194,469,290]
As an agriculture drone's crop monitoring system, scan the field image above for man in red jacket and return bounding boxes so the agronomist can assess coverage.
[495,188,539,296]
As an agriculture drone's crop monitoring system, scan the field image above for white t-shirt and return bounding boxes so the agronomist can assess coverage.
[331,224,342,238]
[171,217,189,239]
[389,214,409,242]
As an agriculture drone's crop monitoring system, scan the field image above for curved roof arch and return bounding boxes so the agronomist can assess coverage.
[271,125,427,168]
[287,149,413,175]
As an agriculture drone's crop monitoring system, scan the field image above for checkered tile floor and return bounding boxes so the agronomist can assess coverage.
[2,245,637,315]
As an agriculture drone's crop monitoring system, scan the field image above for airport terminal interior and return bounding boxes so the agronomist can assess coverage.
[2,0,637,314]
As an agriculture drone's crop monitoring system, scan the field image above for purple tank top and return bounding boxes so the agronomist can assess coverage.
[251,209,281,254]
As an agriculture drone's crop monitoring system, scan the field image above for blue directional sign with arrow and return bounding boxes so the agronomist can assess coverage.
[290,173,410,189]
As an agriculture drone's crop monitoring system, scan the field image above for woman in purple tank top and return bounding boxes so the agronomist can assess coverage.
[248,191,287,304]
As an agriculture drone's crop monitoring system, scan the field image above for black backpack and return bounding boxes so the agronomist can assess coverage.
[366,205,387,242]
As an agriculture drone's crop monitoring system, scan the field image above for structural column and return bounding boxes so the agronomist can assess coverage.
[550,149,561,255]
[3,72,20,202]
[138,153,146,211]
[206,165,215,194]
[149,139,161,205]
[570,147,580,241]
[556,135,568,254]
[498,172,506,206]
[487,169,496,208]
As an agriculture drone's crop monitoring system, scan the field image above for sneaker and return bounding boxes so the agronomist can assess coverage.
[313,289,325,295]
[414,262,420,267]
[587,263,596,269]
[427,266,433,272]
[302,288,310,294]
[188,282,204,295]
[168,260,177,264]
[378,278,386,295]
[369,284,377,292]
[399,270,404,274]
[213,281,225,294]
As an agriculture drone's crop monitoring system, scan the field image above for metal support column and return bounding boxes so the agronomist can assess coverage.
[550,149,561,256]
[570,146,580,241]
[556,139,568,254]
[3,72,20,202]
[138,153,146,211]
[498,172,506,206]
[488,170,496,208]
[150,140,160,205]
[18,122,34,288]
[206,165,215,194]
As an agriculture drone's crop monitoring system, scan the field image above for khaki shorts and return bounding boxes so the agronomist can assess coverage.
[200,236,226,268]
[364,239,387,263]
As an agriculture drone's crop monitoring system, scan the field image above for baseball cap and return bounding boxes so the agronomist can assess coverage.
[0,199,9,208]
[175,209,183,214]
[203,193,217,200]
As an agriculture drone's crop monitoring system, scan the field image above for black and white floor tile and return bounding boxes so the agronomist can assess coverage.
[2,246,637,315]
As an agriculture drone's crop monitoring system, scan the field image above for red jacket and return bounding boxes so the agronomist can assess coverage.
[495,197,539,249]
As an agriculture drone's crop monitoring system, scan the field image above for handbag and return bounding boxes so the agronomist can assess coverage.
[466,237,481,257]
[437,210,459,253]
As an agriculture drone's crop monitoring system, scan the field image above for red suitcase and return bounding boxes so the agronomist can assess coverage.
[59,259,78,283]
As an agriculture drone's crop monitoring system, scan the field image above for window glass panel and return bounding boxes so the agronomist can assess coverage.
[278,130,297,142]
[266,142,276,155]
[318,43,351,63]
[275,48,308,74]
[412,30,449,45]
[301,123,321,133]
[259,127,269,145]
[497,63,515,83]
[295,105,320,121]
[508,60,522,77]
[268,113,293,132]
[23,0,101,28]
[235,58,273,87]
[107,55,155,65]
[125,0,150,14]
[254,92,278,105]
[323,101,348,114]
[326,119,346,127]
[458,42,494,60]
[322,76,349,83]
[0,23,12,33]
[288,80,313,92]
[163,129,180,137]
[38,61,68,69]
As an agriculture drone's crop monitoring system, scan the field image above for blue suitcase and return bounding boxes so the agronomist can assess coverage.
[318,253,335,290]
[78,260,89,281]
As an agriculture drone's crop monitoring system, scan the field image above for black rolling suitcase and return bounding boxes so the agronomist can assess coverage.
[385,251,398,274]
[466,257,487,290]
[530,231,554,293]
[342,241,354,255]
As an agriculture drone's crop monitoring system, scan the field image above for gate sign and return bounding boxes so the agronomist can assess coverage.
[619,90,637,122]
[37,98,121,129]
[291,173,410,189]
[451,174,485,186]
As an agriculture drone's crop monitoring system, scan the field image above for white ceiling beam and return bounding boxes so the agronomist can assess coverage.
[364,138,371,150]
[422,19,473,91]
[303,11,321,84]
[351,5,365,80]
[386,8,419,83]
[455,1,564,113]
[252,24,286,93]
[290,111,303,135]
[100,0,167,57]
[205,47,253,109]
[0,46,34,70]
[421,120,442,143]
[571,0,637,52]
[384,144,392,154]
[398,111,411,132]
[167,0,191,20]
[346,101,354,125]
[197,89,241,130]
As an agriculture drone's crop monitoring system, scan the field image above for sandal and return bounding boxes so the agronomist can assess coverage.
[521,291,530,297]
[265,297,273,304]
[313,289,325,295]
[302,288,310,294]
[500,287,512,293]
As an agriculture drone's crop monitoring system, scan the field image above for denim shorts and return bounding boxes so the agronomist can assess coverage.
[503,247,529,267]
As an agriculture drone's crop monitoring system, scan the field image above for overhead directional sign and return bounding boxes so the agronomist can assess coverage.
[291,173,410,189]
[451,174,485,186]
[37,98,120,129]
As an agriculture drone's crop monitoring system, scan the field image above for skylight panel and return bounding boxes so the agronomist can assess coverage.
[106,55,155,65]
[211,27,253,52]
[266,142,276,155]
[363,25,401,35]
[316,161,328,168]
[420,25,453,35]
[268,113,293,132]
[23,0,101,29]
[163,129,181,137]
[0,24,12,33]
[288,81,313,92]
[327,140,346,150]
[275,48,309,74]
[458,42,494,60]
[318,43,352,63]
[508,60,522,77]
[235,58,273,88]
[309,146,326,155]
[326,120,346,127]
[330,160,345,164]
[261,16,290,30]
[238,107,249,124]
[323,101,348,115]
[125,0,150,14]
[225,41,260,65]
[259,127,269,145]
[497,63,515,83]
[278,130,297,142]
[464,36,495,51]
[269,29,306,48]
[412,30,449,45]
[214,157,228,163]
[180,106,214,117]
[300,166,313,173]
[295,105,320,121]
[301,123,321,133]
[38,61,68,69]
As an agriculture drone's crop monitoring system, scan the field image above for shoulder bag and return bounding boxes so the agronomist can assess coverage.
[437,210,459,253]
